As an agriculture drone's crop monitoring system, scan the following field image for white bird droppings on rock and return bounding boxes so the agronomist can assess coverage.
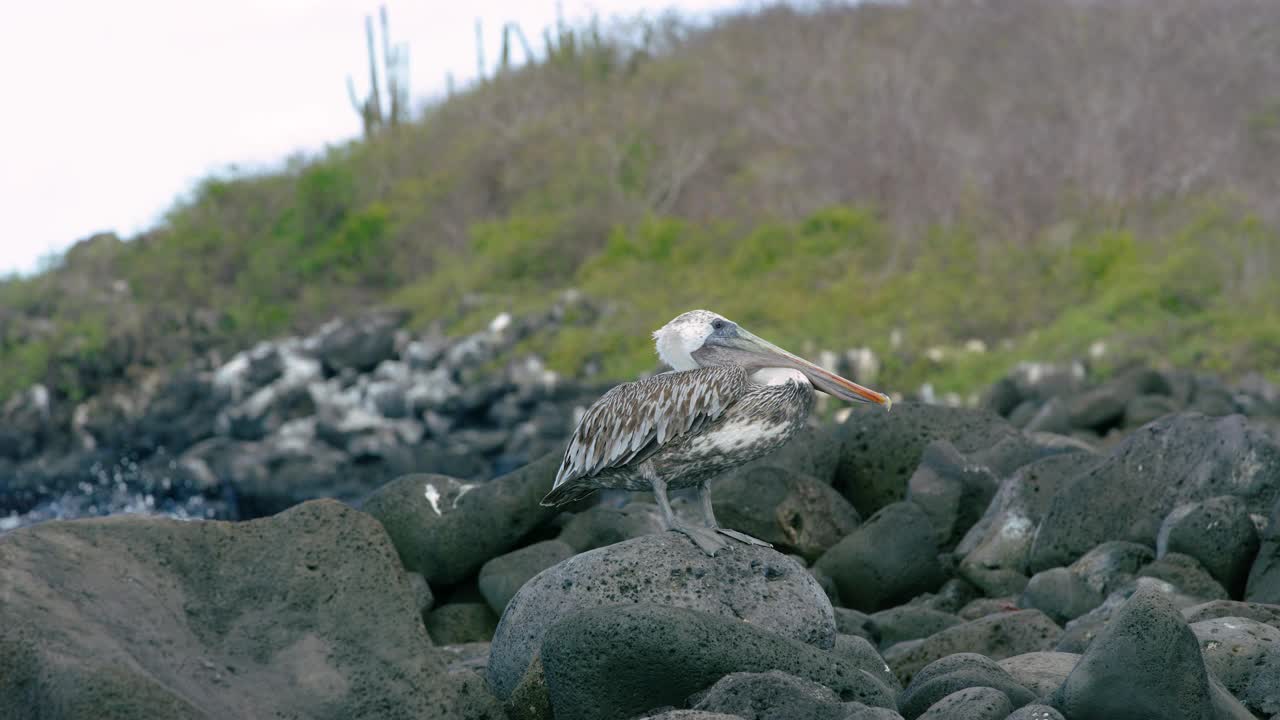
[424,483,443,516]
[1000,514,1034,540]
[453,483,477,508]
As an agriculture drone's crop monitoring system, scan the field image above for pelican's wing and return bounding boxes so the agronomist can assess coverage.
[551,365,750,489]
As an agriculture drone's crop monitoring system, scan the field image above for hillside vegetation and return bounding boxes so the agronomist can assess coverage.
[4,0,1280,404]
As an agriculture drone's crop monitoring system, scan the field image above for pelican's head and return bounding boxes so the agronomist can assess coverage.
[653,309,892,408]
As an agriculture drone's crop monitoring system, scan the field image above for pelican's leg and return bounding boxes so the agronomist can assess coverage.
[697,479,773,549]
[645,466,727,557]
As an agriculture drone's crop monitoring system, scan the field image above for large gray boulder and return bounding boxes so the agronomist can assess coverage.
[1139,553,1230,601]
[1048,585,1254,719]
[1055,577,1202,654]
[957,452,1099,597]
[832,403,1023,515]
[869,606,963,651]
[1029,413,1280,572]
[487,532,836,700]
[905,440,998,550]
[426,602,499,645]
[1018,567,1103,625]
[0,499,501,719]
[1182,599,1280,629]
[1157,496,1260,597]
[998,651,1079,697]
[477,540,575,614]
[0,384,51,461]
[539,604,896,720]
[884,610,1062,685]
[1246,496,1280,604]
[711,465,861,561]
[1067,540,1155,597]
[1191,616,1280,717]
[814,502,946,612]
[898,653,1036,719]
[309,308,407,373]
[556,501,664,552]
[831,634,903,694]
[916,687,1012,720]
[362,450,561,585]
[691,670,874,720]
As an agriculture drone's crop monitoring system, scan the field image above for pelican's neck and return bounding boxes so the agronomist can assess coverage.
[750,367,809,386]
[655,329,703,371]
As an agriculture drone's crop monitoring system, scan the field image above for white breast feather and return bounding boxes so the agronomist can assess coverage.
[690,417,789,454]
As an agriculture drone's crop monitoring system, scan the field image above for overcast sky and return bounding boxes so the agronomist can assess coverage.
[0,0,753,276]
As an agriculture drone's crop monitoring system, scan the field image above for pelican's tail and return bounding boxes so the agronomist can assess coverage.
[540,479,599,507]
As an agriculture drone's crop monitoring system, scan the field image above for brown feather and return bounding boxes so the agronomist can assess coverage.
[547,366,750,492]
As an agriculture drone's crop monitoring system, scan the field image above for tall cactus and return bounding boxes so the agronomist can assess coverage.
[347,5,409,138]
[499,22,534,73]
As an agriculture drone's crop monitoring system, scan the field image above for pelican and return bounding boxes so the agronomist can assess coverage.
[541,309,891,556]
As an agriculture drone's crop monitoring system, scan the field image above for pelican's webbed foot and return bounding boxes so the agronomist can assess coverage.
[673,523,729,556]
[715,527,773,548]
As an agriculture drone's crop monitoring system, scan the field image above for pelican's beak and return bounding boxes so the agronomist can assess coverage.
[697,327,892,409]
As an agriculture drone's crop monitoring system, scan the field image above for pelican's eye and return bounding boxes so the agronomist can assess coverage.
[711,319,726,331]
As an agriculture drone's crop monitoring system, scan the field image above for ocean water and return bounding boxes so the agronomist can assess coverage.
[0,454,236,535]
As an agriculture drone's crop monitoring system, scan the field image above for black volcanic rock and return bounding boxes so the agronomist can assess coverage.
[1049,584,1254,719]
[310,308,407,373]
[0,385,51,461]
[362,451,561,586]
[1029,413,1280,572]
[1125,394,1179,428]
[1182,599,1280,629]
[712,464,861,561]
[556,502,664,552]
[958,452,1099,597]
[1139,553,1230,601]
[832,403,1022,515]
[898,653,1035,719]
[835,608,881,644]
[1067,540,1155,597]
[1019,567,1103,625]
[884,610,1062,686]
[0,499,501,719]
[1191,616,1280,717]
[869,606,964,650]
[539,604,896,720]
[916,687,1013,720]
[1066,386,1129,433]
[425,602,499,645]
[905,440,998,549]
[691,670,871,720]
[1157,495,1261,597]
[1054,577,1202,654]
[831,634,903,694]
[998,651,1079,697]
[814,502,945,612]
[1248,497,1280,604]
[487,532,835,700]
[477,539,575,614]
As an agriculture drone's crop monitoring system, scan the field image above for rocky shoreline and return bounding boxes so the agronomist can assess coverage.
[4,301,1277,533]
[2,308,1280,718]
[0,298,612,531]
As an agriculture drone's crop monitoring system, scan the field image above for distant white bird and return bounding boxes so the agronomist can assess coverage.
[542,309,891,556]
